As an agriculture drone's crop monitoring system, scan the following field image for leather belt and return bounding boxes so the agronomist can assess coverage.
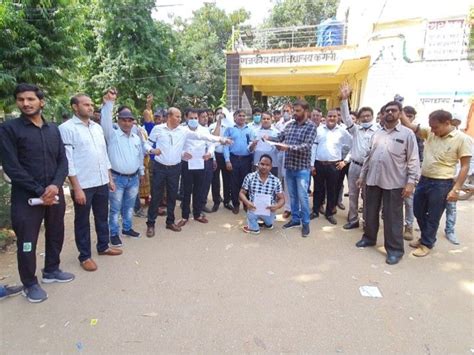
[316,160,339,166]
[111,169,139,177]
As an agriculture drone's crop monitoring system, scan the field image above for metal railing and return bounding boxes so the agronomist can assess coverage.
[234,23,348,51]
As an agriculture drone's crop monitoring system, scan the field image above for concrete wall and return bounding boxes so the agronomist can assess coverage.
[337,0,473,127]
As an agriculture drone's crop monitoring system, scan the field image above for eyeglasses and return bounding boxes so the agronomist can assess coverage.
[385,108,398,113]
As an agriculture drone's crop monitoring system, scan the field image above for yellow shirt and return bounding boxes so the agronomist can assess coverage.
[420,127,472,179]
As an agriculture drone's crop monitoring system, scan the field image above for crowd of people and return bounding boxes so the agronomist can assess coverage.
[0,82,472,303]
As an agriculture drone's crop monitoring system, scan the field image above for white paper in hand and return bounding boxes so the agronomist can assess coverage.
[254,193,271,216]
[188,158,204,170]
[28,195,59,206]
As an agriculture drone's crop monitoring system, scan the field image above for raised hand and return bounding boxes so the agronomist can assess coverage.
[340,81,351,100]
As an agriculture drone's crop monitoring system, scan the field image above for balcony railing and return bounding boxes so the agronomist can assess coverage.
[233,22,348,52]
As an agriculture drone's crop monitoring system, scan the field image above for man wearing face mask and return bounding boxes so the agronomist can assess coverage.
[176,109,213,227]
[339,83,378,229]
[250,107,263,134]
[145,108,231,237]
[275,104,293,132]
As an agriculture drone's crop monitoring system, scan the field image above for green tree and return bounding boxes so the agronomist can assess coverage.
[266,0,339,27]
[0,0,88,119]
[171,3,249,108]
[85,0,176,113]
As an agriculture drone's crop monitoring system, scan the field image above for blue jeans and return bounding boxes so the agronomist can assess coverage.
[444,201,457,235]
[109,173,139,236]
[414,177,453,248]
[404,194,414,227]
[285,168,311,225]
[247,210,275,231]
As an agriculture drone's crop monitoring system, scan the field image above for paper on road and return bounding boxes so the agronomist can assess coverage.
[359,286,383,298]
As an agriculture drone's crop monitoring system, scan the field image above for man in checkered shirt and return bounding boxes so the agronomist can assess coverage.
[265,99,317,237]
[239,155,285,234]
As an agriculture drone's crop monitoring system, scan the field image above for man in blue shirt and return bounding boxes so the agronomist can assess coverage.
[223,109,255,214]
[101,91,145,247]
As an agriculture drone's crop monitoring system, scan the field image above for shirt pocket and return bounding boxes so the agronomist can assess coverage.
[388,138,405,157]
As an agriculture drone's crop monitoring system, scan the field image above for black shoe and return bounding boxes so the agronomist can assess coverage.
[122,229,141,238]
[301,223,310,237]
[343,221,359,230]
[337,202,346,210]
[110,235,123,247]
[386,255,402,265]
[211,203,220,212]
[355,239,376,248]
[310,212,319,220]
[282,220,301,229]
[326,215,337,225]
[224,203,234,211]
[232,206,240,214]
[202,206,213,213]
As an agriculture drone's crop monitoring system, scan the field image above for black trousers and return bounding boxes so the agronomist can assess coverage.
[147,161,181,226]
[213,152,231,205]
[229,154,252,208]
[72,184,110,262]
[336,162,350,198]
[363,185,404,257]
[11,187,65,287]
[313,160,339,216]
[200,158,215,207]
[181,161,205,219]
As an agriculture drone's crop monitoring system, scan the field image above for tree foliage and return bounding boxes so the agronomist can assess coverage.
[171,4,249,108]
[0,0,87,118]
[85,0,176,113]
[265,0,339,27]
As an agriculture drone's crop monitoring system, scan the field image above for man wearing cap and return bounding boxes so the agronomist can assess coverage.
[101,91,145,247]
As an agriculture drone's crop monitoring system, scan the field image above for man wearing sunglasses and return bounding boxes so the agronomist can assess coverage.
[356,101,420,265]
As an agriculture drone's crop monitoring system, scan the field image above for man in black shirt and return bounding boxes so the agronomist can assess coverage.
[0,83,74,303]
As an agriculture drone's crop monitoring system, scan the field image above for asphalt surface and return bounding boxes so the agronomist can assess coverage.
[1,195,473,353]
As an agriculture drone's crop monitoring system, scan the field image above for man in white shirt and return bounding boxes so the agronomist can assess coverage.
[209,108,234,211]
[274,103,294,219]
[339,83,378,229]
[249,107,263,134]
[59,93,122,272]
[177,109,213,227]
[101,91,145,247]
[197,109,217,214]
[145,108,231,237]
[312,109,352,224]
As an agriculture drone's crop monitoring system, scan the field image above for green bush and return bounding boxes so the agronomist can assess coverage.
[0,175,11,229]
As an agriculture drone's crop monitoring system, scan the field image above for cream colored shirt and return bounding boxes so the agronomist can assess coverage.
[361,123,420,189]
[419,127,472,179]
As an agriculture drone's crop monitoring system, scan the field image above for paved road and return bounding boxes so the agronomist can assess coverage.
[1,196,473,353]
